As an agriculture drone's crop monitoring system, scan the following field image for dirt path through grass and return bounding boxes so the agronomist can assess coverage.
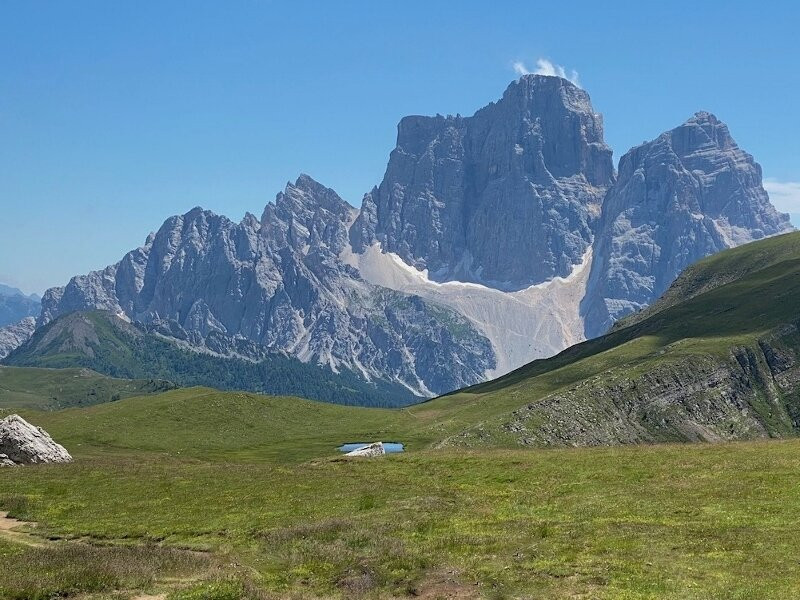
[0,510,45,547]
[0,510,215,599]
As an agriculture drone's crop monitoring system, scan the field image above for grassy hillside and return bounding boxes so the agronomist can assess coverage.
[0,365,175,411]
[615,231,800,329]
[21,387,425,462]
[3,310,418,408]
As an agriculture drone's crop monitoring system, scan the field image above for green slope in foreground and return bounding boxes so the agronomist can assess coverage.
[4,439,800,598]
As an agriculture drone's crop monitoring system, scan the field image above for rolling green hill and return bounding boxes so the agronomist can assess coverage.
[3,310,418,408]
[0,365,175,411]
[21,386,422,462]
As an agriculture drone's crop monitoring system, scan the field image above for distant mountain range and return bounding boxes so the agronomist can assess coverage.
[0,284,40,329]
[3,75,793,401]
[0,285,41,358]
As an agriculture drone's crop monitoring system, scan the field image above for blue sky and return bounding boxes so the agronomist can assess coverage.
[1,1,799,295]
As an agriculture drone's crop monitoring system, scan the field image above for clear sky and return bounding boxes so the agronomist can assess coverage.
[2,1,799,295]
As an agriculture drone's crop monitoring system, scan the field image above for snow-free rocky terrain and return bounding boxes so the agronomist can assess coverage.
[28,75,793,398]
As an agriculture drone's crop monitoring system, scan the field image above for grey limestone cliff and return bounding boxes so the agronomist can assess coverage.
[582,111,793,337]
[39,176,495,397]
[351,74,615,287]
[0,317,36,360]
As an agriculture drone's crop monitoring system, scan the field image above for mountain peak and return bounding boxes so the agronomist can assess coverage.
[582,111,794,337]
[665,111,738,154]
[353,68,614,287]
[688,110,721,124]
[293,172,323,190]
[512,72,579,88]
[274,174,352,218]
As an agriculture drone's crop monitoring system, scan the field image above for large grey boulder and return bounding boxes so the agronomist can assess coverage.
[0,414,72,465]
[582,112,793,337]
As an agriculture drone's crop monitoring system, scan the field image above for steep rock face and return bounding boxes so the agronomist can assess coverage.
[351,74,614,287]
[0,317,36,359]
[32,79,795,400]
[444,325,800,449]
[0,414,72,465]
[583,112,794,337]
[39,176,495,397]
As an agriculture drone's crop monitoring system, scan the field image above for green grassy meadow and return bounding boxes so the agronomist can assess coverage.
[1,388,800,598]
[0,365,174,411]
[3,419,800,599]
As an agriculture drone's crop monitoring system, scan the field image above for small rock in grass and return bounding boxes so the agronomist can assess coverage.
[345,442,385,457]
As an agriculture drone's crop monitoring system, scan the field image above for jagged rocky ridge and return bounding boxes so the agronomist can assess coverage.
[30,75,793,399]
[37,177,494,397]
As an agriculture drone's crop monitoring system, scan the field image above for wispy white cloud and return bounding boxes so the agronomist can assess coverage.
[764,179,800,215]
[513,58,580,87]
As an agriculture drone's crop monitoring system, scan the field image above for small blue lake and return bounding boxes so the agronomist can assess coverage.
[337,442,405,453]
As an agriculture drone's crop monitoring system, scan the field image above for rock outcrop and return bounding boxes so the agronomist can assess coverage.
[582,112,794,337]
[0,414,72,465]
[445,324,800,449]
[344,442,385,457]
[0,317,36,359]
[352,74,614,288]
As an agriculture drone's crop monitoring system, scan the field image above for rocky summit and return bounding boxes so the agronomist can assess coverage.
[581,111,793,337]
[0,414,72,466]
[351,74,614,287]
[29,75,794,400]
